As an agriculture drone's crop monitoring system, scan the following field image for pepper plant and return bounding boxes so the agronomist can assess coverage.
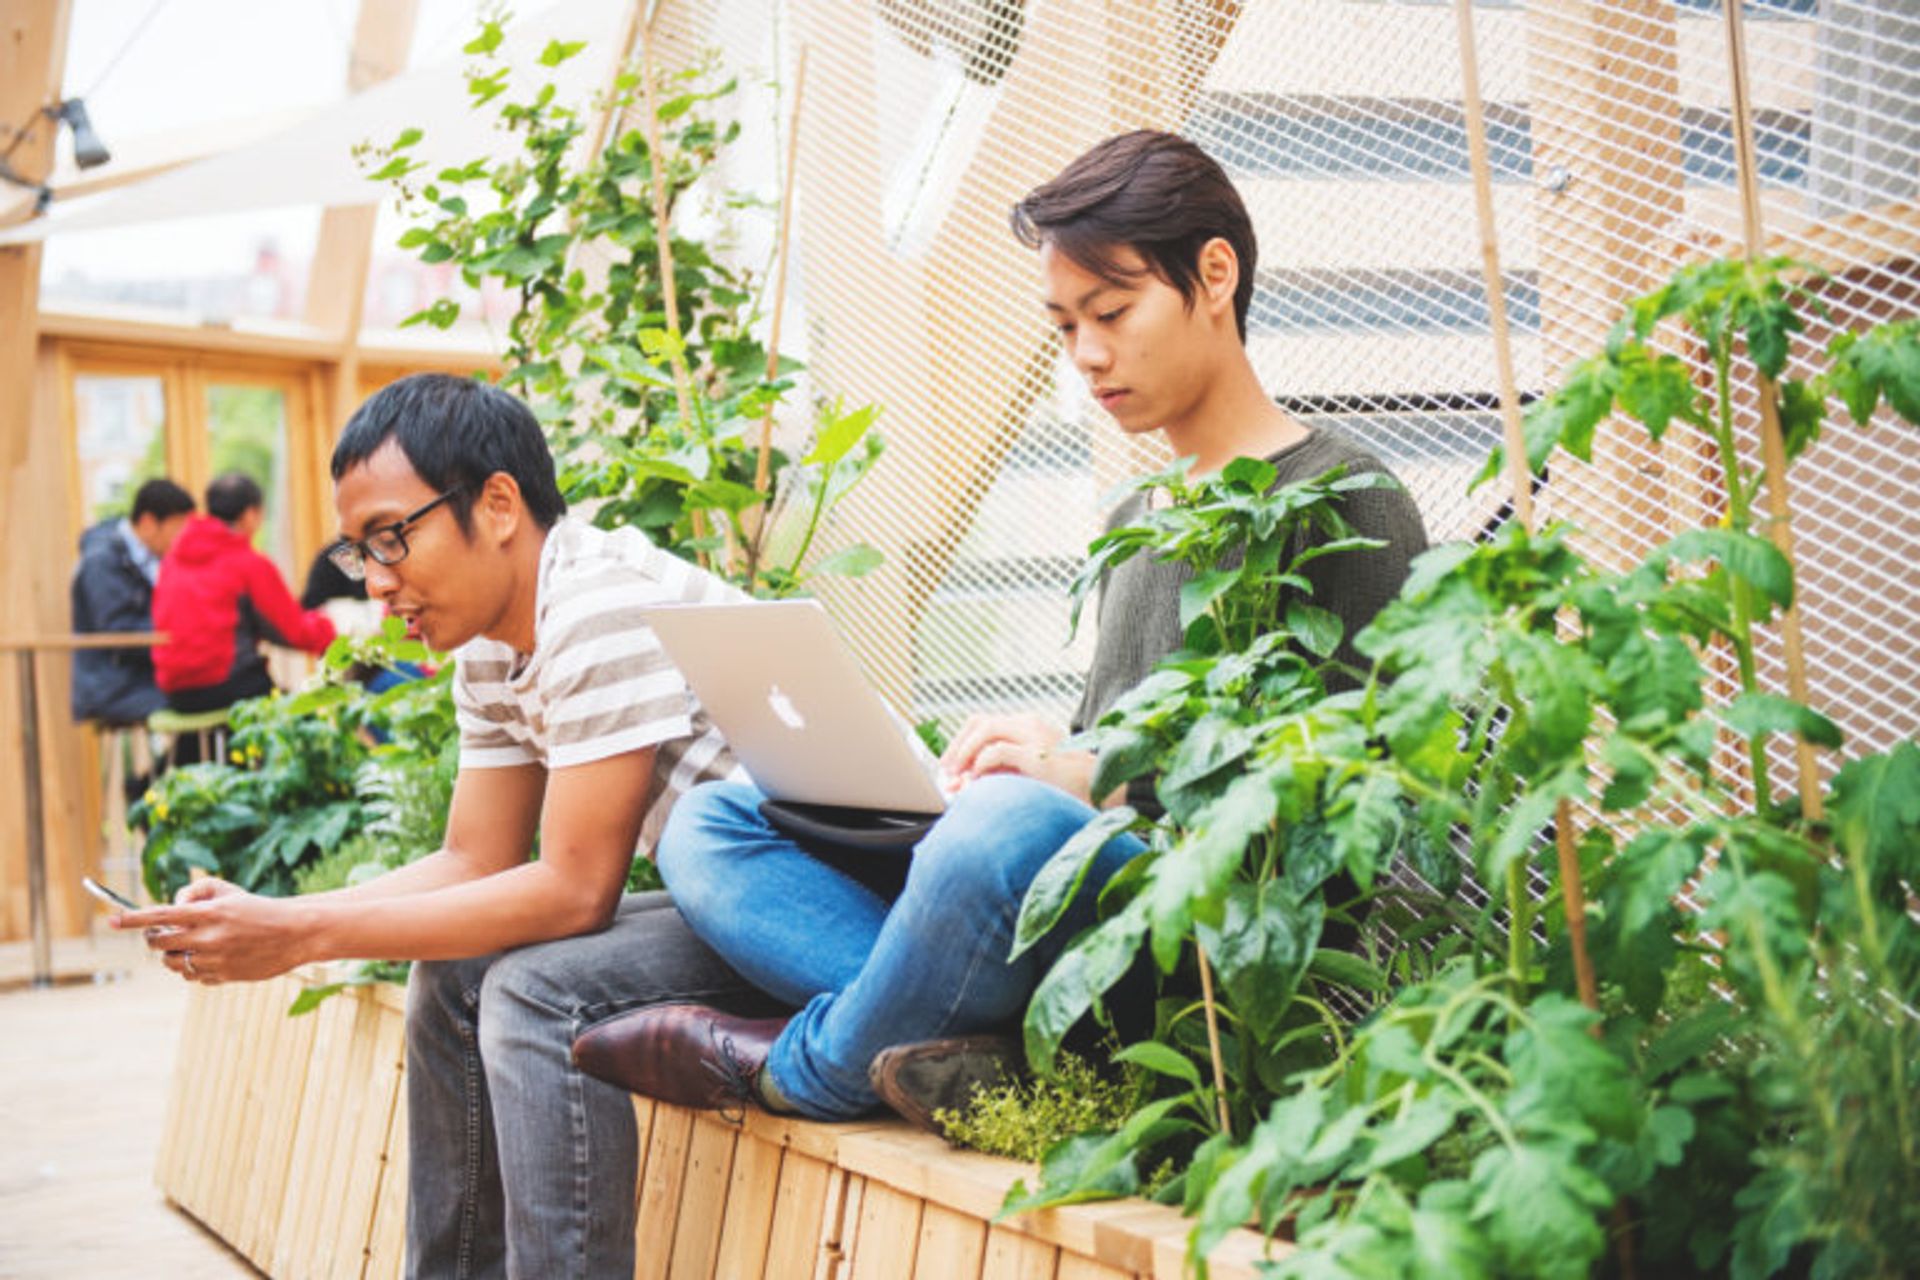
[1005,258,1920,1279]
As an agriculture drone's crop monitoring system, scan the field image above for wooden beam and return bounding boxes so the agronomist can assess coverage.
[1,0,77,943]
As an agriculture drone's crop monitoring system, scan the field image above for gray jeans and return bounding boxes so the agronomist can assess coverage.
[403,892,774,1279]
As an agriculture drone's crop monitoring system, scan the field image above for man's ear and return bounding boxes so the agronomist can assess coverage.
[1196,236,1240,322]
[476,471,527,545]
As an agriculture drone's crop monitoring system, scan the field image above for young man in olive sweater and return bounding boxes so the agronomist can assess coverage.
[577,130,1429,1125]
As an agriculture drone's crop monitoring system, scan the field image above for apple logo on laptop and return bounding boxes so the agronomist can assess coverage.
[767,685,806,730]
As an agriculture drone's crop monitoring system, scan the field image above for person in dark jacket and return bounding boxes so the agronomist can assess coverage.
[70,477,196,725]
[152,472,336,713]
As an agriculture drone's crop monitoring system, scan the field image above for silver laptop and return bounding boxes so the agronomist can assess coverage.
[640,599,947,815]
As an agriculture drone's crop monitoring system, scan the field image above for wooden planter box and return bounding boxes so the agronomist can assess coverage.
[157,974,1278,1279]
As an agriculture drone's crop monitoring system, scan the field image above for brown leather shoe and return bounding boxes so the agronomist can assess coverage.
[868,1034,1023,1136]
[572,1002,789,1120]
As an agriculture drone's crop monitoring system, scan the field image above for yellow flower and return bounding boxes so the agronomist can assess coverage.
[230,749,246,764]
[153,801,170,822]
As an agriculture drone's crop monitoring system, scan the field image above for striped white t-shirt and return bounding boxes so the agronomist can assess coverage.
[452,516,747,849]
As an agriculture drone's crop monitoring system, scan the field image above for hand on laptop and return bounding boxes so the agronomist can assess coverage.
[941,713,1108,806]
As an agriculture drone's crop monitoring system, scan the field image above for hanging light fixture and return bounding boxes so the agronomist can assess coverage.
[0,96,113,214]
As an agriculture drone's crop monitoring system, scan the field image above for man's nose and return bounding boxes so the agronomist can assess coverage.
[363,559,401,600]
[1073,329,1111,375]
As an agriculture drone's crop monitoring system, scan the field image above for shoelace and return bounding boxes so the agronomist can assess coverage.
[702,1024,760,1125]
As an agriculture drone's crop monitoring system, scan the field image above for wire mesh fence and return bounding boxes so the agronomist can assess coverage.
[632,0,1917,800]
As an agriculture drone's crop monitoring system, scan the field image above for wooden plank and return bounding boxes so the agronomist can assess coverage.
[1054,1253,1131,1280]
[632,1103,695,1280]
[763,1152,835,1280]
[363,1082,409,1280]
[980,1226,1059,1280]
[848,1180,924,1280]
[250,980,322,1267]
[913,1203,989,1280]
[818,1172,864,1280]
[153,980,214,1195]
[714,1131,787,1280]
[1150,1225,1275,1280]
[666,1116,741,1279]
[333,998,407,1279]
[0,0,72,948]
[273,984,359,1277]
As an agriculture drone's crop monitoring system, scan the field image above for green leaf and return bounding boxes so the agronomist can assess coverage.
[1145,771,1277,970]
[1010,806,1138,961]
[1777,378,1824,459]
[537,38,587,67]
[286,982,344,1017]
[805,402,880,466]
[1088,727,1159,804]
[1194,879,1323,1041]
[1023,904,1148,1072]
[463,19,504,55]
[1469,1143,1614,1279]
[1286,602,1343,659]
[1653,529,1794,612]
[1721,691,1842,749]
[1360,1093,1466,1174]
[1178,568,1239,633]
[1221,455,1278,491]
[1307,947,1389,996]
[1826,741,1920,889]
[807,543,883,580]
[1112,1040,1203,1089]
[1616,349,1699,441]
[1000,1132,1139,1215]
[393,126,423,150]
[1730,1167,1813,1280]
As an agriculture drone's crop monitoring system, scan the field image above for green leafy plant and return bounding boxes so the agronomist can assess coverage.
[364,23,883,596]
[1002,258,1920,1279]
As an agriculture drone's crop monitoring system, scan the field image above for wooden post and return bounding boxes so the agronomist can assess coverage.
[744,44,807,583]
[0,0,77,945]
[1458,0,1599,1017]
[1721,0,1824,823]
[306,0,418,489]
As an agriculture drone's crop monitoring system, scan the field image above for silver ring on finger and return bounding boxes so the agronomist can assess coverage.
[183,950,198,978]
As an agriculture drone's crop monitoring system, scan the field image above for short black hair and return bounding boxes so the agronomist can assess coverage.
[130,478,194,523]
[331,374,566,532]
[206,472,264,524]
[1011,130,1258,340]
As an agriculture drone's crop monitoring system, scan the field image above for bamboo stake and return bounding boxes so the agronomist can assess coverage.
[744,44,809,583]
[1722,0,1824,823]
[1196,947,1233,1137]
[638,21,714,568]
[582,0,647,163]
[1454,0,1600,1016]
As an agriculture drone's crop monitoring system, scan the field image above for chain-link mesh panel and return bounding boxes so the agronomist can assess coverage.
[630,0,1917,791]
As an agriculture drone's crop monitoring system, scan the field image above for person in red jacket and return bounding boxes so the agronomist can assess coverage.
[153,471,336,713]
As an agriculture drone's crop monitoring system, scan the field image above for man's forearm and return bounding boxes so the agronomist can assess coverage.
[299,858,615,965]
[306,847,490,905]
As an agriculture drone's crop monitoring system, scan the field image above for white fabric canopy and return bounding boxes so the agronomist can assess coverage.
[0,0,628,247]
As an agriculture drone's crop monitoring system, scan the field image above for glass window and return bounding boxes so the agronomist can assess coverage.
[72,373,167,524]
[206,384,293,572]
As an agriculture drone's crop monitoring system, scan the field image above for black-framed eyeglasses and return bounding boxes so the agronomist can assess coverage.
[326,489,461,582]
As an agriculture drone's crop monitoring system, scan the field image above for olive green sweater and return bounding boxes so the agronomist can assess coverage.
[1070,424,1430,742]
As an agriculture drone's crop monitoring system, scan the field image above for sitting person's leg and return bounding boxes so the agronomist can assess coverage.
[615,775,1142,1123]
[762,774,1143,1118]
[403,892,775,1279]
[655,780,905,1006]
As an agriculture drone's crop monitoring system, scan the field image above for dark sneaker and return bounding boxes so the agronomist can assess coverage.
[868,1034,1024,1136]
[572,1001,789,1123]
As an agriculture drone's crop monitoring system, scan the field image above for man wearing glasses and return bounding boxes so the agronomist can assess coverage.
[115,372,775,1278]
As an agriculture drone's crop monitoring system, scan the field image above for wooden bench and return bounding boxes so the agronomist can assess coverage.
[157,972,1278,1279]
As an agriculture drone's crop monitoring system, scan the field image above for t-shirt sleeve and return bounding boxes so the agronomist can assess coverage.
[454,654,537,769]
[536,574,695,771]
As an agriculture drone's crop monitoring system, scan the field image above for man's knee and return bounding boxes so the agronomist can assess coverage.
[656,779,768,895]
[911,775,1100,900]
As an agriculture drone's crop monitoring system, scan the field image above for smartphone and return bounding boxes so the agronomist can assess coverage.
[81,875,140,913]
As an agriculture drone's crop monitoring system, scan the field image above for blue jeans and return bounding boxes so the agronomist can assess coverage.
[656,775,1147,1120]
[403,892,772,1279]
